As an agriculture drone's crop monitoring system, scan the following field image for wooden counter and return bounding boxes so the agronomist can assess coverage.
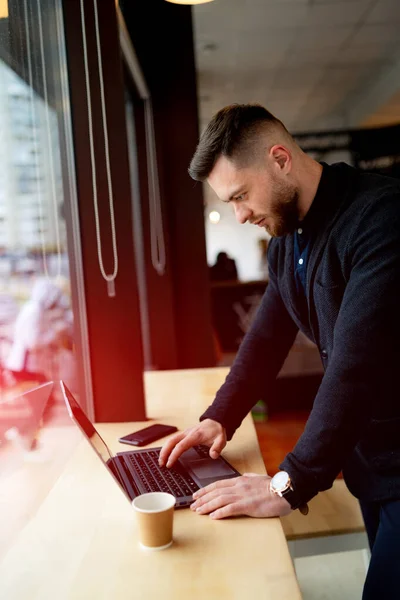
[0,368,301,599]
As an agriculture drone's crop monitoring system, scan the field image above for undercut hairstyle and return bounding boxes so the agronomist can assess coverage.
[188,104,292,182]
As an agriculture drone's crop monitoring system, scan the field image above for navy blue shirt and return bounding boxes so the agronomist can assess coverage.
[294,226,310,296]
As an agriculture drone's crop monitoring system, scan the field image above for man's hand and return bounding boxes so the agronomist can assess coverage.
[190,473,292,519]
[158,419,227,468]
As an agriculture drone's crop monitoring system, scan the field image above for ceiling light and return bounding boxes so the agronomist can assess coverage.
[0,0,8,18]
[165,0,214,5]
[209,210,220,224]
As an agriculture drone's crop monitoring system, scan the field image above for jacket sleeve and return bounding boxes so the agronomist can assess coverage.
[280,193,400,507]
[200,244,298,440]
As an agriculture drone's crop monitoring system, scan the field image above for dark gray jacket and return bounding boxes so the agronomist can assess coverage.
[201,162,400,508]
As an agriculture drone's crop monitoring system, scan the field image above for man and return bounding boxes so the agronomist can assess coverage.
[159,104,400,598]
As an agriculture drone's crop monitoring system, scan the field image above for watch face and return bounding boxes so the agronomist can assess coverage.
[272,471,290,492]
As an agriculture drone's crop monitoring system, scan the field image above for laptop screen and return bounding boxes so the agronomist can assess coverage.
[60,381,130,500]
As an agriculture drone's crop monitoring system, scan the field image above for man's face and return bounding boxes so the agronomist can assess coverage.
[207,154,300,237]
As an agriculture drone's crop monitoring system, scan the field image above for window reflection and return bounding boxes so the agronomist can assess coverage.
[0,2,79,471]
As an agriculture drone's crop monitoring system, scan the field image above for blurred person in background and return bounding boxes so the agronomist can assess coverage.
[210,251,238,282]
[4,277,72,388]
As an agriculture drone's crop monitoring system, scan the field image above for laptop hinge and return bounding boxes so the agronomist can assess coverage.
[110,456,139,501]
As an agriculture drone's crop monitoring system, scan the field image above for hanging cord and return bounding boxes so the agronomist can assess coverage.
[144,99,166,276]
[80,0,118,295]
[36,0,62,278]
[116,5,166,277]
[23,0,49,277]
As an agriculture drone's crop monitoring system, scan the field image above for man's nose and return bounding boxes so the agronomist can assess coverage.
[233,203,251,225]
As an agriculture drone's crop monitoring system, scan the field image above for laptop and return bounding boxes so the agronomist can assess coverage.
[1,381,54,449]
[60,380,241,508]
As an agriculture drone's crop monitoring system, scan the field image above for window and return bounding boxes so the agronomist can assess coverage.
[0,0,89,558]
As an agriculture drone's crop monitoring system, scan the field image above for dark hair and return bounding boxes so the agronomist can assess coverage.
[188,104,288,181]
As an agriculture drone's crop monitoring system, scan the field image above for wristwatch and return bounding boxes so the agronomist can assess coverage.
[270,471,309,516]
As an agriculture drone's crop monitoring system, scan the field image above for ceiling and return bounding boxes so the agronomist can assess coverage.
[193,0,400,134]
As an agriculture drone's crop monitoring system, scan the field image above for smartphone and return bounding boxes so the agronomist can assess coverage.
[118,424,178,447]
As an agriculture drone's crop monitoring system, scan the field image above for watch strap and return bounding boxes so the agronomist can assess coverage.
[271,474,309,516]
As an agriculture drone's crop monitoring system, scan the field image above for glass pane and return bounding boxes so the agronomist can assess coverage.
[0,0,82,557]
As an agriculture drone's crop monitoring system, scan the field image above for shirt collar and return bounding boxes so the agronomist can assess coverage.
[297,162,332,235]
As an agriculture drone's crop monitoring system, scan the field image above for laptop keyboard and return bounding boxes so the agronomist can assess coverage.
[126,446,205,498]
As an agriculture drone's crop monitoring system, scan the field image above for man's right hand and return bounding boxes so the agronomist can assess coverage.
[158,419,227,468]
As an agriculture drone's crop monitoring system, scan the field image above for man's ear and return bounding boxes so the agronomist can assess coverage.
[269,145,291,173]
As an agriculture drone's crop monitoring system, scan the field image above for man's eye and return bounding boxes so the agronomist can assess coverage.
[235,194,244,201]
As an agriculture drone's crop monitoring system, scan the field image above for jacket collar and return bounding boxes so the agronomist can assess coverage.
[299,162,358,237]
[280,162,360,333]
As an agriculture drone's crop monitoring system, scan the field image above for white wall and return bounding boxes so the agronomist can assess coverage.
[203,184,270,282]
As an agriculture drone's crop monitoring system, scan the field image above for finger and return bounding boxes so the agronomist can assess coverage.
[158,431,187,466]
[209,435,225,459]
[194,493,239,516]
[192,476,240,500]
[165,431,201,468]
[210,502,243,520]
[191,485,234,509]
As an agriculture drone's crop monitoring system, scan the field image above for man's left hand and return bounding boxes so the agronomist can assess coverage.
[190,473,292,520]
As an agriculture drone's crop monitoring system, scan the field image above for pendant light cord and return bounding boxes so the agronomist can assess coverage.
[116,5,166,277]
[80,0,118,286]
[36,0,62,279]
[23,0,50,277]
[144,99,166,276]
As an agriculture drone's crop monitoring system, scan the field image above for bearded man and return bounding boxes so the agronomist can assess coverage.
[159,104,400,600]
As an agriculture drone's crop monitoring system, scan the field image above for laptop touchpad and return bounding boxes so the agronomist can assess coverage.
[189,459,236,480]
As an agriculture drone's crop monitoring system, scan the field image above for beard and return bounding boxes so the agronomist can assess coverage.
[263,177,300,237]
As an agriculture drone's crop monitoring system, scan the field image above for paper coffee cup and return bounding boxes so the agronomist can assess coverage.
[132,492,176,550]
